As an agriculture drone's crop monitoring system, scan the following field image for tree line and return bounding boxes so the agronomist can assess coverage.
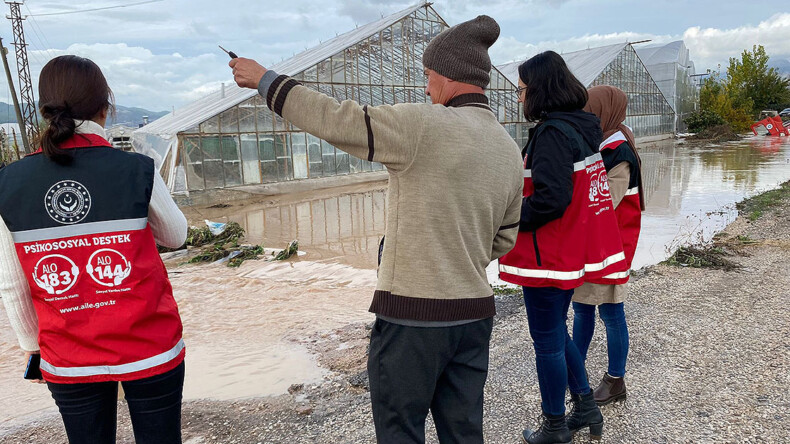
[686,45,790,133]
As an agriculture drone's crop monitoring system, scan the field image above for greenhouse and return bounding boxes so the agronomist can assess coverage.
[498,42,680,139]
[634,41,698,132]
[132,2,523,194]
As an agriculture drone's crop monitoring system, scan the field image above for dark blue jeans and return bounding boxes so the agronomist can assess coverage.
[47,361,185,444]
[522,287,590,416]
[572,302,629,378]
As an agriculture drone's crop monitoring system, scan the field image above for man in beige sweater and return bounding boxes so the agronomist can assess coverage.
[232,15,522,443]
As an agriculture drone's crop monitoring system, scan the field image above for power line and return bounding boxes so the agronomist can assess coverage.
[24,3,57,59]
[20,4,53,65]
[27,0,163,17]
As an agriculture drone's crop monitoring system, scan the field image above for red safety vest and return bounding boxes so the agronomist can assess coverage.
[586,131,642,285]
[0,134,184,383]
[499,120,627,289]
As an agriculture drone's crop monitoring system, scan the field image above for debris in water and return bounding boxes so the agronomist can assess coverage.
[183,222,245,248]
[205,220,228,236]
[189,245,231,264]
[273,240,299,261]
[160,221,264,267]
[228,245,264,268]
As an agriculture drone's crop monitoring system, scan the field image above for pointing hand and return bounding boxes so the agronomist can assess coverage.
[230,58,268,90]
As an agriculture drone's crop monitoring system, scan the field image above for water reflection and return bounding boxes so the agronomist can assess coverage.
[224,135,790,271]
[227,188,387,268]
[634,135,790,267]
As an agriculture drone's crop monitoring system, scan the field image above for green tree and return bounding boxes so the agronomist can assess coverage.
[699,72,753,132]
[698,45,790,132]
[726,45,790,114]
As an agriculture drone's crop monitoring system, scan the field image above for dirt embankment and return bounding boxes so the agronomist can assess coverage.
[686,124,741,143]
[3,183,790,443]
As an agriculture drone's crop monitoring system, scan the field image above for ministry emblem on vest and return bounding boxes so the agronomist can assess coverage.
[45,181,92,224]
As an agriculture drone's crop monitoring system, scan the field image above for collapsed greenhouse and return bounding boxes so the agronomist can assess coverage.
[498,42,684,140]
[132,2,524,194]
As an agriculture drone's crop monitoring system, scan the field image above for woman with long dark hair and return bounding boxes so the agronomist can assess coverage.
[0,55,187,444]
[572,85,645,406]
[499,51,628,443]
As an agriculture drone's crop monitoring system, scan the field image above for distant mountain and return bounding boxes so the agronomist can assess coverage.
[111,105,169,127]
[0,102,26,125]
[769,57,790,78]
[0,102,167,128]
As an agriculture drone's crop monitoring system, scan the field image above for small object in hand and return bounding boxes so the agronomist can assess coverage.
[24,353,42,380]
[218,45,238,59]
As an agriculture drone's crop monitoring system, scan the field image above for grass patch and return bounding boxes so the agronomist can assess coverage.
[736,181,790,222]
[492,285,522,297]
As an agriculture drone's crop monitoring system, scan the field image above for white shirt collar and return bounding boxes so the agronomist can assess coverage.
[73,119,107,140]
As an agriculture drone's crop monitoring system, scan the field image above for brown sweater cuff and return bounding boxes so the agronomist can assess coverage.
[369,291,496,322]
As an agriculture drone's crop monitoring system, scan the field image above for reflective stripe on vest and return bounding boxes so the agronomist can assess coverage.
[41,339,185,378]
[12,218,148,243]
[499,251,625,281]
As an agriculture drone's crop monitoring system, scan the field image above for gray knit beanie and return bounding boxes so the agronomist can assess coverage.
[422,15,500,89]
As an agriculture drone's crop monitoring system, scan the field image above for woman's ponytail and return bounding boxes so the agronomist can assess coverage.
[39,104,76,164]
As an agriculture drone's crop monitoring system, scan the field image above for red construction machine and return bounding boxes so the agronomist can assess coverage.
[751,112,789,136]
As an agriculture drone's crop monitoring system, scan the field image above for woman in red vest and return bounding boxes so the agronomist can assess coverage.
[0,56,187,443]
[499,51,628,444]
[572,85,645,406]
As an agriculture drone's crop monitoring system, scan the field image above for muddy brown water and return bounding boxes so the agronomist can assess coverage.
[2,135,789,427]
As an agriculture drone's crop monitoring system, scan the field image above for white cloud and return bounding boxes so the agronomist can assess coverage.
[682,13,790,71]
[335,0,412,23]
[27,43,231,111]
[490,12,790,74]
[490,31,672,66]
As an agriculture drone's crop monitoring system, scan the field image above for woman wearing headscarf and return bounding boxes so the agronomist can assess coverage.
[571,85,645,406]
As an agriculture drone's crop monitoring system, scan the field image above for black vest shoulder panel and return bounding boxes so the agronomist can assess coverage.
[0,148,154,232]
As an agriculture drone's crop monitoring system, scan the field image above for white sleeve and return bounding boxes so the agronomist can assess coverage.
[148,169,188,249]
[0,215,40,351]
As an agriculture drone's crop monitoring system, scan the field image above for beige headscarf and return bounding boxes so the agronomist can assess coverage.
[584,85,645,210]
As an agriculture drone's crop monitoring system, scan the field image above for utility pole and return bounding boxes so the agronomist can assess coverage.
[0,36,29,153]
[6,1,39,146]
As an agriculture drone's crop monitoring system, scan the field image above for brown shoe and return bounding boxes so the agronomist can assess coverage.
[593,373,626,406]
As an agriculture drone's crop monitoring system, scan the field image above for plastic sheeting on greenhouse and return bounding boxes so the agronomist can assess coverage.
[497,42,680,138]
[635,41,698,131]
[498,43,628,89]
[133,1,523,194]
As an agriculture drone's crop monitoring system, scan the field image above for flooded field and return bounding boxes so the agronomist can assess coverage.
[1,135,789,427]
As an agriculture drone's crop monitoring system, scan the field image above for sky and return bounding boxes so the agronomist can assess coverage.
[1,0,789,112]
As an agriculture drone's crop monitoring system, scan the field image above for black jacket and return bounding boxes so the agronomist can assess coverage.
[520,110,603,232]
